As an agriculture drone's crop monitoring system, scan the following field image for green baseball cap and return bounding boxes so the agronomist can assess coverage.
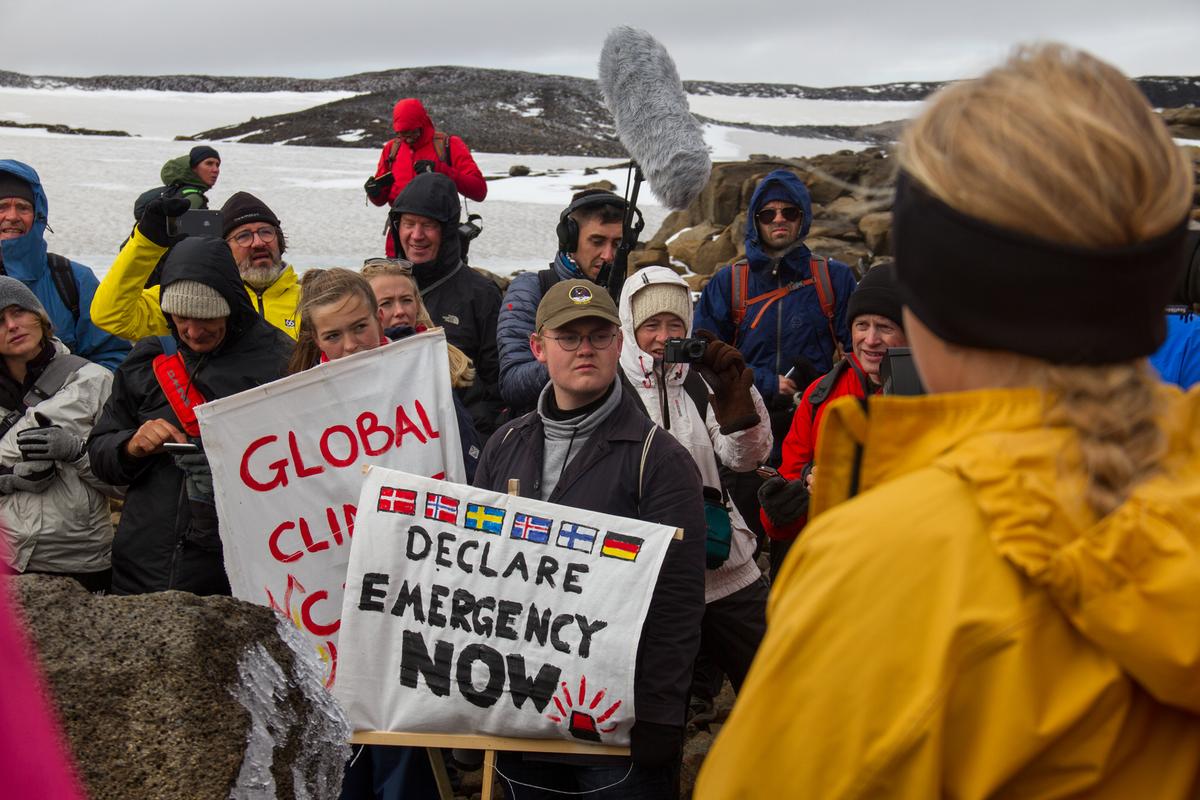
[535,279,621,332]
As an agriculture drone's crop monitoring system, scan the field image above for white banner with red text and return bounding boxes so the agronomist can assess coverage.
[195,330,466,688]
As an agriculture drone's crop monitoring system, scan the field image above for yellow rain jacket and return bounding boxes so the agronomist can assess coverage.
[697,386,1200,799]
[91,229,301,340]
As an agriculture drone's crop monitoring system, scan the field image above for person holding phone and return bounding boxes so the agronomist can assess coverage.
[0,277,120,591]
[87,237,292,596]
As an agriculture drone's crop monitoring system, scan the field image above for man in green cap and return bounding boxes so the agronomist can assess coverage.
[472,279,707,797]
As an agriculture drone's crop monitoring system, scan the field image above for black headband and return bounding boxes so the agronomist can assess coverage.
[893,172,1189,365]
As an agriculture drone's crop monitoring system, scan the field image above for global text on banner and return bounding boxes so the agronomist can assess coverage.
[334,468,677,747]
[194,330,466,689]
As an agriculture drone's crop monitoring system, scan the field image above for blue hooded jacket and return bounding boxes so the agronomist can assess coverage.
[693,169,855,400]
[0,160,130,370]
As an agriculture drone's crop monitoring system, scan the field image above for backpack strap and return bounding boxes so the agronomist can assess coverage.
[807,359,850,408]
[809,255,843,361]
[46,254,80,324]
[682,369,709,423]
[151,339,206,437]
[537,268,560,298]
[23,353,88,407]
[729,259,750,346]
[636,425,657,513]
[382,138,401,171]
[432,132,452,167]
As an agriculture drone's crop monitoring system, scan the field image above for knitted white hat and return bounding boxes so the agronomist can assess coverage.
[631,281,691,332]
[160,280,230,319]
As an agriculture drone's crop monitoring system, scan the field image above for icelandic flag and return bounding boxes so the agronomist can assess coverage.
[424,493,460,524]
[510,512,552,544]
[556,521,598,554]
[464,503,505,535]
[378,486,417,515]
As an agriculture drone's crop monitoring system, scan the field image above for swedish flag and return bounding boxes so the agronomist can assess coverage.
[464,503,505,535]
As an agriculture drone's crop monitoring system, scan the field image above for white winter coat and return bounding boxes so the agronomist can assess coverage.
[0,339,120,574]
[619,267,771,603]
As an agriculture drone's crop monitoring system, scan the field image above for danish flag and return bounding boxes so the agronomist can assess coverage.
[378,486,417,515]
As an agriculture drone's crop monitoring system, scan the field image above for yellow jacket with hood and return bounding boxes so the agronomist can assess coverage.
[697,386,1200,799]
[91,229,301,341]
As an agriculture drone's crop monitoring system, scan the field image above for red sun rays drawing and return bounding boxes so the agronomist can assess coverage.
[545,675,621,742]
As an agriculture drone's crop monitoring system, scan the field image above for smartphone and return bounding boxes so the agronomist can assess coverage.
[163,442,201,455]
[755,465,780,480]
[881,347,926,396]
[178,209,223,238]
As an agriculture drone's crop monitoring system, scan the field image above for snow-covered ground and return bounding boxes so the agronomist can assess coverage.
[0,88,899,277]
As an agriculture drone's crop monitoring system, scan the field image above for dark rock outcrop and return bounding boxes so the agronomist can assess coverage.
[13,575,349,800]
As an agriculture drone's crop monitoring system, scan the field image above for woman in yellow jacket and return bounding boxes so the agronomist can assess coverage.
[696,44,1200,799]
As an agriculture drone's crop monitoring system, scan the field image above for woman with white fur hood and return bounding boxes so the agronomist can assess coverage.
[618,265,772,715]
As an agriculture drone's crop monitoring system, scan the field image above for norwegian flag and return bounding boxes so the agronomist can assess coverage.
[378,486,417,515]
[510,512,552,544]
[424,493,460,524]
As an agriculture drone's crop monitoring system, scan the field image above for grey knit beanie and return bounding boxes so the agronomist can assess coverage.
[0,275,47,317]
[161,280,230,319]
[631,281,692,333]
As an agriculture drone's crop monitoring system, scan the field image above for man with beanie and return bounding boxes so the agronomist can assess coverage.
[93,190,301,341]
[389,172,501,436]
[618,265,772,730]
[0,160,130,370]
[365,97,485,228]
[473,278,706,797]
[88,237,293,596]
[132,145,221,220]
[759,263,907,551]
[497,190,628,417]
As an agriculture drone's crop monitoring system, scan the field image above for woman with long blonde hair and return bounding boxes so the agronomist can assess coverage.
[697,44,1200,798]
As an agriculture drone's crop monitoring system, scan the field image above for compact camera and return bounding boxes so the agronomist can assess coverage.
[663,337,706,364]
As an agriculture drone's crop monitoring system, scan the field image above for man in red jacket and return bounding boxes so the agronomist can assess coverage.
[758,263,907,548]
[365,98,486,256]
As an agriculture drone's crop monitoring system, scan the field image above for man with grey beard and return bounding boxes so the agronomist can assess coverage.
[92,192,300,341]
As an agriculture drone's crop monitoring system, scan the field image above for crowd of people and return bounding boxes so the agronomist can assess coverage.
[2,44,1200,799]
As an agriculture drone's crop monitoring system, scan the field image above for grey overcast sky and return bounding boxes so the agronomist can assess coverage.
[6,0,1199,86]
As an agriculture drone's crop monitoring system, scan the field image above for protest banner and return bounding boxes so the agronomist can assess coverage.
[195,330,466,688]
[334,466,677,748]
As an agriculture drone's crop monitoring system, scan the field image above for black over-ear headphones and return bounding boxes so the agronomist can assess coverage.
[555,189,641,253]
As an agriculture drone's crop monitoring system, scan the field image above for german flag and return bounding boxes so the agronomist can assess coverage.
[600,532,643,562]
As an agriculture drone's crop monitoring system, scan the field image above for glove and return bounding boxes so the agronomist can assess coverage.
[413,160,437,175]
[137,196,191,247]
[173,451,214,504]
[757,474,809,529]
[364,172,394,200]
[694,329,760,434]
[0,461,56,495]
[16,413,85,462]
[630,721,683,768]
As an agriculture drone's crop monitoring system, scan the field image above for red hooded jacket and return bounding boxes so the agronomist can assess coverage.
[371,98,487,209]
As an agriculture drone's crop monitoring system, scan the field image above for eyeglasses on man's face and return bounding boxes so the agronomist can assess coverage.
[541,330,618,351]
[755,206,803,225]
[228,226,277,247]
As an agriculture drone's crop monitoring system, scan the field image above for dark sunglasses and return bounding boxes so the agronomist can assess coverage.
[755,206,803,225]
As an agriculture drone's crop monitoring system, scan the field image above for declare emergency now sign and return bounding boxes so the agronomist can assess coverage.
[195,331,466,688]
[334,467,676,746]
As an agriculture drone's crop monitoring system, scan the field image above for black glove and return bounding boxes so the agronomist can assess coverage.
[364,172,394,200]
[0,461,56,495]
[694,329,759,434]
[413,160,436,175]
[173,451,214,504]
[16,412,85,462]
[137,196,191,247]
[757,474,809,529]
[630,721,683,768]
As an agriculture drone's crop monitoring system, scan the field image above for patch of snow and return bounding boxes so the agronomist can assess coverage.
[702,123,865,161]
[337,129,367,143]
[226,129,266,142]
[688,94,924,126]
[0,87,362,140]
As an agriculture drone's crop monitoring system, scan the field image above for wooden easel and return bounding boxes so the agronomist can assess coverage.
[351,731,632,800]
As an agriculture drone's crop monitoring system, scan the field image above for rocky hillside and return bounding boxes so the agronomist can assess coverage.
[2,67,1197,157]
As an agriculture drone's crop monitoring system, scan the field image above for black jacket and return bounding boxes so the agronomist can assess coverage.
[394,173,503,439]
[473,386,707,730]
[88,237,293,596]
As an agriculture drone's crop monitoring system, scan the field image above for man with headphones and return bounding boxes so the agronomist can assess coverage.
[496,189,632,416]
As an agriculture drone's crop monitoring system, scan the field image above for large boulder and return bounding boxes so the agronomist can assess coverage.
[858,211,893,256]
[1162,106,1200,140]
[13,575,349,800]
[667,223,725,271]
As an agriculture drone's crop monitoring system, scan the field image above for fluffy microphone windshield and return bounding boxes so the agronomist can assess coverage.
[599,26,712,211]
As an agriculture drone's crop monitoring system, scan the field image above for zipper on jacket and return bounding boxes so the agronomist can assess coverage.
[774,268,784,379]
[255,290,266,317]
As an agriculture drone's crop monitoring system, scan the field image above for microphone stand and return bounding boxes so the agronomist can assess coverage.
[605,162,645,304]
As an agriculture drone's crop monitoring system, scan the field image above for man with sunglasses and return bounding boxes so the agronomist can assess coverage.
[474,279,706,798]
[92,191,301,342]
